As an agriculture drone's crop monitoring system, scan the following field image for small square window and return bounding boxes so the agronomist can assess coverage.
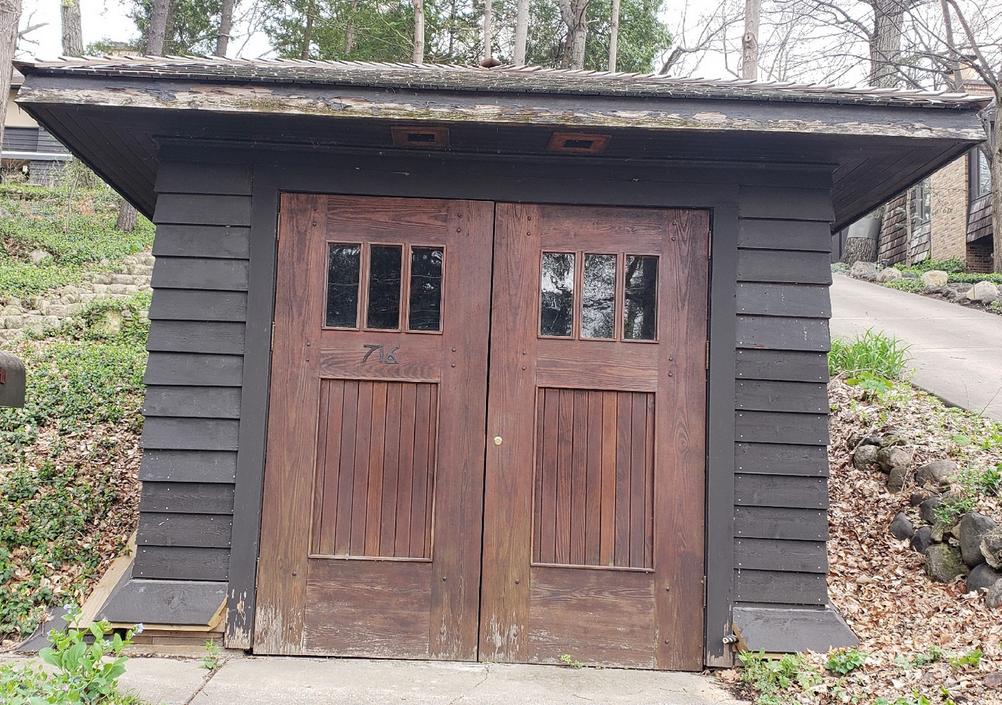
[623,255,658,341]
[326,243,361,328]
[408,246,444,331]
[366,245,403,329]
[540,252,575,337]
[581,254,616,339]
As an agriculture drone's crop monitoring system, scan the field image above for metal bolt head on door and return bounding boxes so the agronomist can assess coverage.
[493,436,503,446]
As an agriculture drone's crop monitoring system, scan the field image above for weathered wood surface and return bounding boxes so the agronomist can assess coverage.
[17,76,988,142]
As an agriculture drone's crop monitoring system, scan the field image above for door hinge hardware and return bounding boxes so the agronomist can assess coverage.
[270,322,275,350]
[722,634,739,645]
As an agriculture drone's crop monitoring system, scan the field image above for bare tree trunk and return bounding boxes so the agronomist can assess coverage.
[345,0,359,54]
[116,203,138,231]
[148,0,169,54]
[481,0,493,64]
[215,0,234,57]
[937,0,963,90]
[513,0,529,65]
[300,0,314,59]
[61,0,83,55]
[868,0,906,87]
[0,0,21,155]
[607,0,620,71]
[741,0,760,80]
[557,0,588,69]
[412,0,425,63]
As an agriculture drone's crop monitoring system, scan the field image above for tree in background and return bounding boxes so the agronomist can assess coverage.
[0,0,21,156]
[61,0,83,55]
[130,0,223,54]
[261,0,669,72]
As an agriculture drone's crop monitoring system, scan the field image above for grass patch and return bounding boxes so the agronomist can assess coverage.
[883,278,925,294]
[737,651,821,705]
[0,172,153,302]
[829,330,910,380]
[0,294,148,644]
[898,257,1002,287]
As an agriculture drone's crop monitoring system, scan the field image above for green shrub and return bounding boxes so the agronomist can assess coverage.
[907,258,966,273]
[0,607,143,704]
[825,647,867,675]
[883,278,925,293]
[0,181,153,300]
[737,651,819,704]
[0,295,148,641]
[829,330,910,380]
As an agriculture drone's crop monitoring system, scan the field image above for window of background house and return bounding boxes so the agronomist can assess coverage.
[971,149,992,199]
[909,179,931,230]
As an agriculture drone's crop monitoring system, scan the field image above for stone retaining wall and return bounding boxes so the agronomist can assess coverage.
[0,252,153,345]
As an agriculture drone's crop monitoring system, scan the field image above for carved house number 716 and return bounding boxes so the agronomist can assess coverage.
[362,344,399,365]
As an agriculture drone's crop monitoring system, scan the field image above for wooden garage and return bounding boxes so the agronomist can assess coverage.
[14,57,989,670]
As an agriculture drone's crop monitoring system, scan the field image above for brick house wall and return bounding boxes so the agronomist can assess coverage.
[929,156,969,262]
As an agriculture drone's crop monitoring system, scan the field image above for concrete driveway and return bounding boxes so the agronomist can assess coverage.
[830,273,1002,422]
[111,655,746,705]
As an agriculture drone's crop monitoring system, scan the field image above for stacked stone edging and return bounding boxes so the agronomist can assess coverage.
[0,252,153,345]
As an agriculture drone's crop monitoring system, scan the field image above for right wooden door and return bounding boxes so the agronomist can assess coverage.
[480,204,710,671]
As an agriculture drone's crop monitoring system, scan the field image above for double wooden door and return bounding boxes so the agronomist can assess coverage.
[255,194,709,670]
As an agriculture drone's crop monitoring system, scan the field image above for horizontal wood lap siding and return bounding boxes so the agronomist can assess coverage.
[734,186,833,607]
[134,161,252,583]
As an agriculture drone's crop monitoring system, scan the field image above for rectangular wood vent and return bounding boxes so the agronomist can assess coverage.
[547,132,611,155]
[390,126,450,150]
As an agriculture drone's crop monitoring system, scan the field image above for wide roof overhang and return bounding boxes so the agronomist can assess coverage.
[14,57,992,229]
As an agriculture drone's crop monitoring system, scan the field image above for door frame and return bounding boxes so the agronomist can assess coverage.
[208,143,742,667]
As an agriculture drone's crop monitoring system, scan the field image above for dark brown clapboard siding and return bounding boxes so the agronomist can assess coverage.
[144,353,244,387]
[133,166,252,617]
[732,207,834,615]
[154,194,252,227]
[138,512,233,547]
[735,474,828,509]
[734,539,827,573]
[140,482,235,514]
[736,249,833,285]
[147,321,246,355]
[736,283,832,319]
[734,442,829,477]
[142,418,240,451]
[735,380,827,414]
[735,411,830,446]
[149,290,248,322]
[735,350,828,383]
[151,258,249,291]
[736,316,830,352]
[134,546,230,581]
[734,507,827,541]
[152,225,250,260]
[143,386,242,419]
[737,219,832,252]
[140,449,238,483]
[734,569,826,605]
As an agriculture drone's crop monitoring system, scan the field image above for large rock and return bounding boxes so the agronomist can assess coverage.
[28,249,52,265]
[959,513,997,567]
[982,530,1002,569]
[853,444,879,471]
[878,267,903,283]
[919,496,943,524]
[966,564,1002,593]
[889,512,914,540]
[921,270,949,289]
[887,465,910,493]
[851,261,879,281]
[877,446,913,473]
[911,526,934,554]
[915,460,960,487]
[924,544,969,583]
[965,281,1000,304]
[988,581,1002,609]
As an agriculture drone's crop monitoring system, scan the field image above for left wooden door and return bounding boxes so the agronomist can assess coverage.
[255,194,494,658]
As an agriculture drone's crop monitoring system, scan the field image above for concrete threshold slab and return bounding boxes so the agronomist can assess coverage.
[182,657,746,705]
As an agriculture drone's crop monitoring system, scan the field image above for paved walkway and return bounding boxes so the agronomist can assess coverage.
[830,274,1002,422]
[115,655,745,705]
